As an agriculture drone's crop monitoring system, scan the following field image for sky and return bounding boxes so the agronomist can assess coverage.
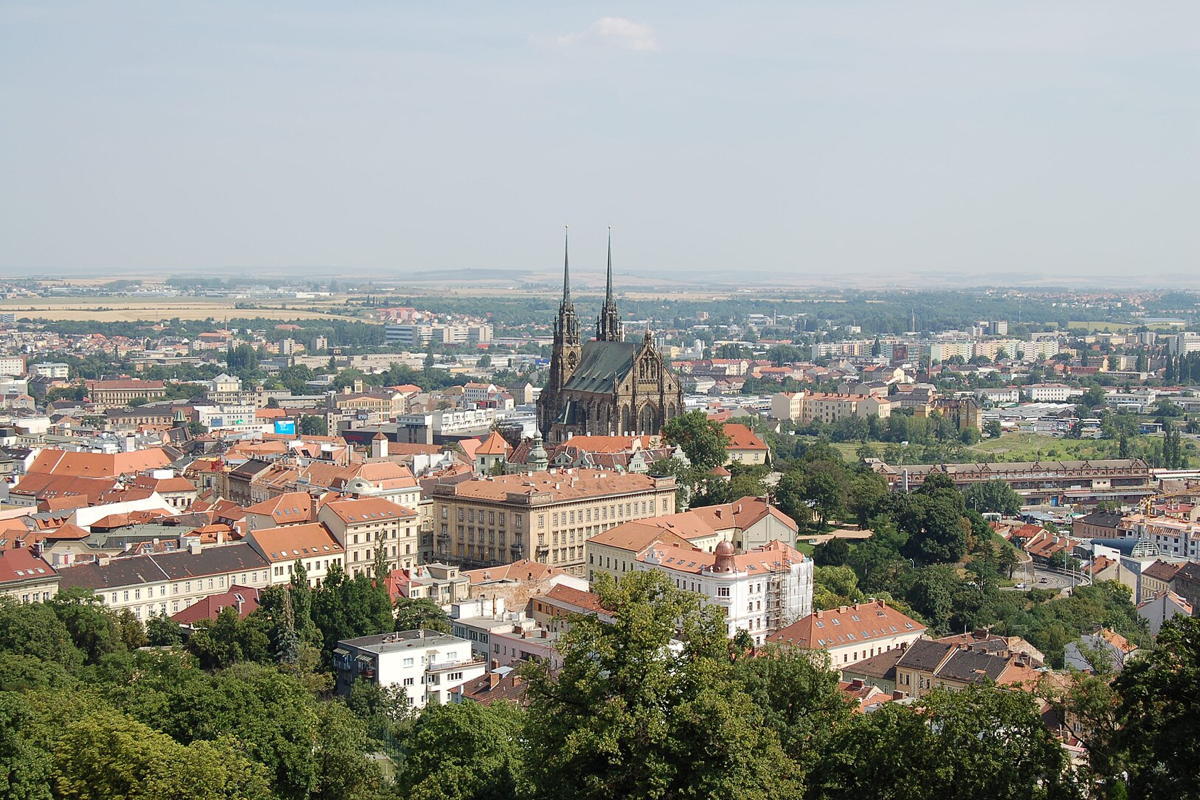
[2,1,1198,284]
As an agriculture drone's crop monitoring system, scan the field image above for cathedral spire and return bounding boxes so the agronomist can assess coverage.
[562,225,572,305]
[605,226,613,304]
[555,225,579,346]
[597,225,623,342]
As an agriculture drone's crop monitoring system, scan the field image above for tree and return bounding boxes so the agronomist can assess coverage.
[145,614,184,647]
[809,685,1076,800]
[52,707,272,800]
[394,597,451,633]
[300,415,327,436]
[963,479,1023,515]
[1111,616,1200,798]
[523,570,798,799]
[0,693,53,800]
[733,645,852,772]
[813,537,851,567]
[662,410,730,471]
[983,419,1002,438]
[398,701,526,800]
[897,492,969,565]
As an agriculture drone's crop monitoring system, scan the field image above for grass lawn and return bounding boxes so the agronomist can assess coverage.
[821,433,1117,464]
[968,433,1116,462]
[1067,320,1137,332]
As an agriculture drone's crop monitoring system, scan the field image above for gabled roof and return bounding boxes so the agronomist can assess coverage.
[561,340,641,393]
[0,548,56,585]
[171,584,262,624]
[248,522,344,563]
[538,584,610,616]
[323,497,417,524]
[244,491,314,524]
[768,600,926,650]
[587,521,694,554]
[1142,560,1184,583]
[57,543,269,590]
[722,423,768,451]
[475,431,511,457]
[26,447,173,478]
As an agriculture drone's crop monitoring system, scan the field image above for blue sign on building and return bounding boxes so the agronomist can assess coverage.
[274,419,297,435]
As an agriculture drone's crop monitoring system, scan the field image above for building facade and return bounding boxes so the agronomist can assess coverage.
[431,468,677,576]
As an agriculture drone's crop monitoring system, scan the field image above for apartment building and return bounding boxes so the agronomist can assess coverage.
[30,362,69,379]
[1024,383,1081,403]
[333,630,486,709]
[0,356,26,376]
[723,423,769,465]
[1118,513,1200,560]
[0,548,59,603]
[319,496,420,576]
[770,391,892,424]
[84,379,167,409]
[246,523,346,586]
[767,600,926,668]
[431,469,677,576]
[56,543,272,620]
[596,535,812,644]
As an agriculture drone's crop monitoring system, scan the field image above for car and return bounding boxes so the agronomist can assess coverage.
[1038,577,1048,584]
[1014,582,1028,589]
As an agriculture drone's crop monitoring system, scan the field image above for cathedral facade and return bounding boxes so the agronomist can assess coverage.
[537,229,684,444]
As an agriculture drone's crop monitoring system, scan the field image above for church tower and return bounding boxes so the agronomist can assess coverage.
[596,226,623,342]
[538,227,582,438]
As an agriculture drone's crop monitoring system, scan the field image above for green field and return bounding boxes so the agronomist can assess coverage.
[828,433,1117,464]
[1067,320,1137,333]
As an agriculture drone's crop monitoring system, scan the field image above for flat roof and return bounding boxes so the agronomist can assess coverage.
[338,629,464,655]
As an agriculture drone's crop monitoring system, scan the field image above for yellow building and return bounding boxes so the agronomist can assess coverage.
[431,469,677,576]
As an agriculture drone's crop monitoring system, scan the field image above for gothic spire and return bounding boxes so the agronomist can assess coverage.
[555,225,579,345]
[605,225,613,304]
[561,225,572,306]
[597,225,623,342]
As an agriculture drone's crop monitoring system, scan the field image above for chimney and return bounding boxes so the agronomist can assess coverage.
[310,494,320,521]
[488,672,501,689]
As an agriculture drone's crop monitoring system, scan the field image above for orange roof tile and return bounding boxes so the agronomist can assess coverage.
[249,522,343,562]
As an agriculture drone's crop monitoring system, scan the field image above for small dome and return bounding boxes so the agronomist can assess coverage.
[711,540,737,574]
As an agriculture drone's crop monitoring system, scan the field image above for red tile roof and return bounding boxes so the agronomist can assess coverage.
[722,423,768,451]
[0,548,56,585]
[767,600,925,650]
[170,585,262,624]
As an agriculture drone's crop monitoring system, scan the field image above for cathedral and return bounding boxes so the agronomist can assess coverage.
[537,228,684,444]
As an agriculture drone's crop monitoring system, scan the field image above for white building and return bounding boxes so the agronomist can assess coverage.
[30,362,69,379]
[333,630,486,708]
[1167,332,1200,356]
[194,404,263,433]
[1025,383,1081,403]
[974,387,1020,404]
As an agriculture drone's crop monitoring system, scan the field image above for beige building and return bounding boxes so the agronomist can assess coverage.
[770,391,892,424]
[84,379,167,409]
[319,496,420,576]
[767,600,926,668]
[0,548,59,603]
[431,469,677,576]
[57,543,272,619]
[245,522,346,586]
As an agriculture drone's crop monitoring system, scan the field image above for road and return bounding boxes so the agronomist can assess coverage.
[1003,563,1085,594]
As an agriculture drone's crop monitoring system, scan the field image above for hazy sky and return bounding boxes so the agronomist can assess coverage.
[2,2,1198,281]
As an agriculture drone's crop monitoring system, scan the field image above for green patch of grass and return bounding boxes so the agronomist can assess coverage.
[1067,320,1137,332]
